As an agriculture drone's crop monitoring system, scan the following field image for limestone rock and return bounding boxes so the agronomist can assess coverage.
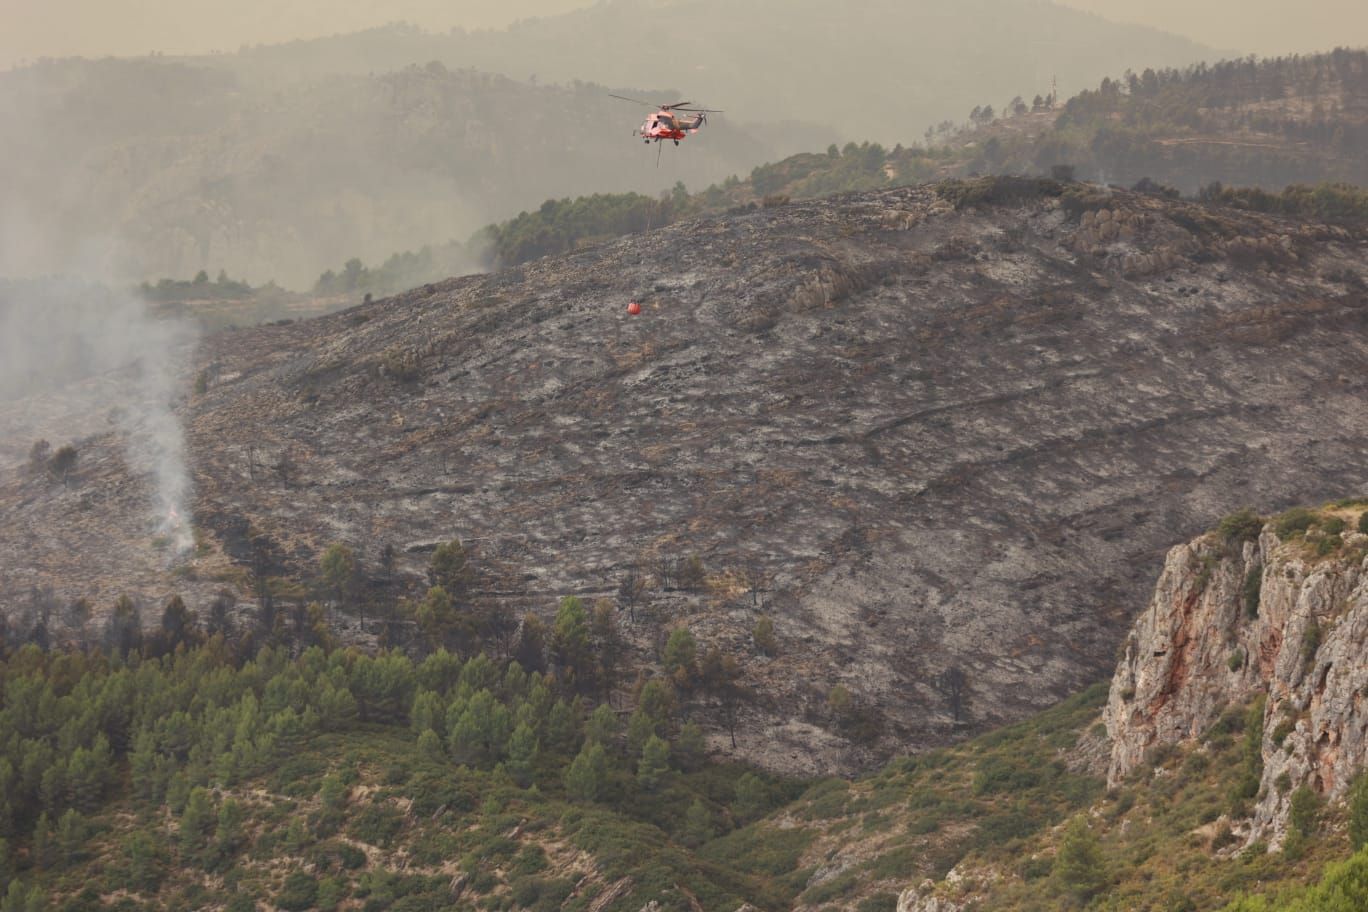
[1105,523,1368,844]
[897,881,971,912]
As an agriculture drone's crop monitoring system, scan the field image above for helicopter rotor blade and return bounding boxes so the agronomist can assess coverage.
[609,94,655,106]
[674,107,723,113]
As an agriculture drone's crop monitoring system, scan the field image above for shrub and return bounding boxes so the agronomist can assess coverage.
[857,893,899,912]
[753,616,777,656]
[1053,816,1107,900]
[1274,508,1318,540]
[1228,649,1245,672]
[1349,775,1368,850]
[1271,715,1297,748]
[277,872,319,911]
[698,825,813,877]
[1019,855,1053,881]
[49,444,79,481]
[1315,534,1343,556]
[1301,620,1323,671]
[676,555,706,591]
[1243,567,1262,619]
[828,685,854,717]
[973,756,1042,795]
[1229,695,1266,814]
[1211,824,1239,851]
[349,805,404,848]
[1359,511,1368,535]
[380,346,422,383]
[733,773,770,824]
[1288,784,1321,839]
[1217,509,1264,545]
[1322,516,1347,535]
[803,871,857,905]
[27,439,51,473]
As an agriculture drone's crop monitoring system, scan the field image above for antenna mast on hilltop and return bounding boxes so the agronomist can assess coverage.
[1051,74,1058,108]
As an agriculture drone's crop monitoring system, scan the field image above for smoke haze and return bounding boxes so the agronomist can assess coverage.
[4,0,1366,70]
[0,279,198,553]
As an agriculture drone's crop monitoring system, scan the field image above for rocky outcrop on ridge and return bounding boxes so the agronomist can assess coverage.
[1106,507,1368,844]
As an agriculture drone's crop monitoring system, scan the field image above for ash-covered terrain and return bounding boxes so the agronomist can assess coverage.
[4,178,1368,773]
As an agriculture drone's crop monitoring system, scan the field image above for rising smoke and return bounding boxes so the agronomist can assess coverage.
[0,278,198,554]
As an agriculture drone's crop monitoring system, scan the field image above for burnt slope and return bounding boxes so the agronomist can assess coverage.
[5,179,1368,773]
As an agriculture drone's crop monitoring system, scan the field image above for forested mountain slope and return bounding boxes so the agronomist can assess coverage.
[4,177,1368,776]
[963,48,1368,190]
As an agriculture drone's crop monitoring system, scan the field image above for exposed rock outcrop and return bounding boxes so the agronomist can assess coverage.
[1105,511,1368,843]
[896,881,971,912]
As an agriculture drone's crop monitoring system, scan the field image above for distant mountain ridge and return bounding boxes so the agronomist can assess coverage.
[0,56,828,286]
[193,0,1216,143]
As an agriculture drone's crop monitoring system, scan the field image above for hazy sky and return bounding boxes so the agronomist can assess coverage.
[0,0,591,67]
[1,0,1365,70]
[1056,0,1368,57]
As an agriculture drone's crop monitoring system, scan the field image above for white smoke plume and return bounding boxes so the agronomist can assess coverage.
[0,277,199,555]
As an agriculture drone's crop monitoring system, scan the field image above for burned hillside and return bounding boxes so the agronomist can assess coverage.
[3,178,1368,773]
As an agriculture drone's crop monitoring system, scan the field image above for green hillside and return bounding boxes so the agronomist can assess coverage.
[2,626,1364,911]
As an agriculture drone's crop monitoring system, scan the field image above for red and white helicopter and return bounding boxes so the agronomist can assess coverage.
[610,95,723,146]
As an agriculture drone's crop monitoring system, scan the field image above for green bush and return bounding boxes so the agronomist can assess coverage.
[1019,855,1053,881]
[1228,650,1245,672]
[349,804,405,849]
[1274,508,1318,540]
[276,872,319,911]
[1288,784,1321,839]
[1218,510,1264,545]
[1272,715,1297,748]
[699,825,813,877]
[1301,620,1323,670]
[803,871,857,905]
[857,893,899,912]
[972,756,1042,796]
[1243,567,1263,619]
[1053,816,1107,901]
[1350,776,1368,851]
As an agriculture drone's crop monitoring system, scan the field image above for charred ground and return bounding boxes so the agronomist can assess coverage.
[4,177,1368,774]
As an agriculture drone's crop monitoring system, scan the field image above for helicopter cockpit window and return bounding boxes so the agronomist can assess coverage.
[657,114,676,128]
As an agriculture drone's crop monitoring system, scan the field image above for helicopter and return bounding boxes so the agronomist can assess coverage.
[609,95,723,146]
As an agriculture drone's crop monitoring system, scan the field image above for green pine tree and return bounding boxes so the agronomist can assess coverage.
[681,799,716,847]
[179,787,216,855]
[585,704,619,749]
[1053,816,1107,901]
[733,772,769,823]
[564,742,609,802]
[637,735,671,791]
[1349,775,1368,851]
[505,722,539,787]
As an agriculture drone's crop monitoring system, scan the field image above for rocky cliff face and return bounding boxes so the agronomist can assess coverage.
[1106,509,1368,843]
